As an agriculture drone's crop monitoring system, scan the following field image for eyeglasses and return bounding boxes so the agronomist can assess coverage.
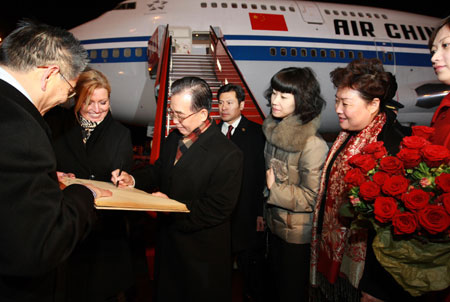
[168,108,199,123]
[59,72,76,98]
[37,66,76,98]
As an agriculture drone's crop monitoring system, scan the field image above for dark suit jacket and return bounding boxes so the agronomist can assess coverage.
[0,80,96,302]
[219,116,266,252]
[133,123,243,302]
[45,107,135,301]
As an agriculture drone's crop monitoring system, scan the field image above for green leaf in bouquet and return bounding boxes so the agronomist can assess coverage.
[372,227,450,296]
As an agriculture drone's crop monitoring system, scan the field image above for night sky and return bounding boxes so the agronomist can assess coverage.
[1,0,448,39]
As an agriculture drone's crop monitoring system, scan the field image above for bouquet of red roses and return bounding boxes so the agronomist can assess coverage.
[344,125,450,296]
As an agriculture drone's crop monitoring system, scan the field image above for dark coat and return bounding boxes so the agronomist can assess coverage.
[45,107,135,301]
[219,116,266,252]
[0,79,96,302]
[133,123,243,302]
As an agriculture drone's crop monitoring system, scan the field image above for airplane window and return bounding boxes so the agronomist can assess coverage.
[280,48,287,56]
[311,49,317,57]
[333,10,339,15]
[324,10,330,15]
[232,3,237,8]
[124,48,131,57]
[350,12,356,17]
[270,48,276,56]
[261,5,267,10]
[382,14,388,19]
[342,11,348,16]
[89,50,97,59]
[114,2,136,10]
[320,49,326,58]
[135,48,143,57]
[101,49,108,58]
[241,3,247,9]
[349,51,355,59]
[280,6,286,11]
[358,51,364,59]
[211,2,217,8]
[366,13,372,18]
[387,53,393,61]
[301,48,307,57]
[290,48,297,57]
[251,4,257,9]
[113,49,120,58]
[358,12,364,17]
[270,5,276,11]
[374,14,380,19]
[201,2,207,8]
[221,3,227,8]
[289,7,295,12]
[330,50,336,58]
[339,50,345,59]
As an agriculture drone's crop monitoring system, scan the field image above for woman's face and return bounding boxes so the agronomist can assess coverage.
[431,25,450,85]
[270,89,296,119]
[80,88,110,122]
[335,87,380,131]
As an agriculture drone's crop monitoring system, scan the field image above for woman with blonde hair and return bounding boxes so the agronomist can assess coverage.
[45,68,137,301]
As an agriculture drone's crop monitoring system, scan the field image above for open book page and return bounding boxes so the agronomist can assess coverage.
[61,177,189,212]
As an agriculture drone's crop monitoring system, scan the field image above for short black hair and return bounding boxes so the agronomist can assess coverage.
[264,67,325,123]
[170,77,212,112]
[217,84,245,103]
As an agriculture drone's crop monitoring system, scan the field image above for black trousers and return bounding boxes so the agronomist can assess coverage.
[266,232,310,302]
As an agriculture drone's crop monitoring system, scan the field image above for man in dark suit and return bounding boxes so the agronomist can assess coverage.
[0,21,111,301]
[113,77,243,302]
[218,84,266,302]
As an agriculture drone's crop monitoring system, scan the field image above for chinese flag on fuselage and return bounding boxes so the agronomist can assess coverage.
[249,13,288,31]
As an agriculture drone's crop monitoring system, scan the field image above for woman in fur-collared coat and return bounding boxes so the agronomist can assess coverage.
[263,67,328,302]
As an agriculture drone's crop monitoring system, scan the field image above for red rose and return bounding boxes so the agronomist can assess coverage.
[382,175,409,197]
[359,181,381,201]
[372,171,390,186]
[374,197,398,223]
[344,168,367,187]
[396,148,422,169]
[362,141,387,160]
[435,173,450,193]
[379,156,404,175]
[392,212,418,235]
[437,193,450,215]
[401,136,430,150]
[411,126,435,140]
[401,188,430,211]
[417,205,450,234]
[421,145,450,168]
[348,154,377,174]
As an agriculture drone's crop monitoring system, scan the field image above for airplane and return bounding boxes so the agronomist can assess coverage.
[69,0,446,138]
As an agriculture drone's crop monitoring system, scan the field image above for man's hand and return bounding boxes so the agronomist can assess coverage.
[83,184,112,199]
[111,169,134,187]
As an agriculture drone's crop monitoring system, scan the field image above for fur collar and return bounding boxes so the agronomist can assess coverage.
[262,114,321,152]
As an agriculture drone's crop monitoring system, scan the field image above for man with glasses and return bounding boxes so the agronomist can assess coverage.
[0,20,111,301]
[112,77,243,302]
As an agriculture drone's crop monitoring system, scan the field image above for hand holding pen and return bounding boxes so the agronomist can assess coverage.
[111,169,134,188]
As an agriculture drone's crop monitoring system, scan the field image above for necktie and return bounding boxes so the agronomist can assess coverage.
[226,125,233,139]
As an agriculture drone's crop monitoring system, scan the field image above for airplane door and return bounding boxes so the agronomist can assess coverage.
[296,2,323,24]
[374,39,396,74]
[169,26,192,54]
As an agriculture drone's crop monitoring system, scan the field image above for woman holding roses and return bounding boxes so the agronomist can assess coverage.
[310,58,413,302]
[429,16,450,149]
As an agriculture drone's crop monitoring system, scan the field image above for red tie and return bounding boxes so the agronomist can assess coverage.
[226,125,233,139]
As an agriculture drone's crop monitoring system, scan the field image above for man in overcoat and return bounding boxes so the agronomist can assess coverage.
[218,83,266,302]
[0,21,110,301]
[113,77,243,302]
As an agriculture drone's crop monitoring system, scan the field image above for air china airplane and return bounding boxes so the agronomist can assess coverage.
[70,0,446,135]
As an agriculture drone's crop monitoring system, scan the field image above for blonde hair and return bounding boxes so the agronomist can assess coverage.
[74,68,111,116]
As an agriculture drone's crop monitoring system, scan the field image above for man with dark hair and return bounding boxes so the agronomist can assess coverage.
[113,77,243,302]
[0,20,110,301]
[218,83,266,302]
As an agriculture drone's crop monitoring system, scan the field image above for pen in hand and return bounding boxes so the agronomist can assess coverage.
[115,163,123,187]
